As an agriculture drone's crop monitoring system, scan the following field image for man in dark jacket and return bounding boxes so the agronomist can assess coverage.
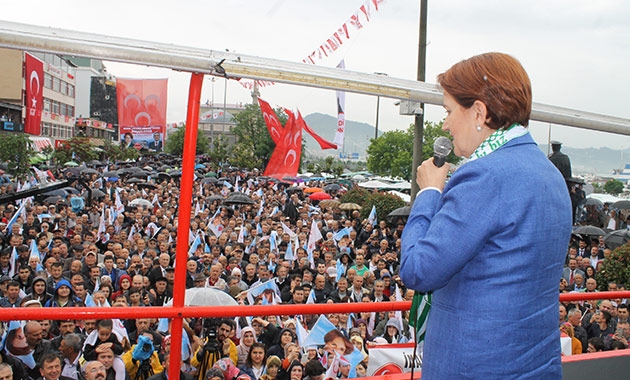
[548,140,572,180]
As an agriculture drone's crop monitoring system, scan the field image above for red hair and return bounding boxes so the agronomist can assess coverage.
[437,52,532,130]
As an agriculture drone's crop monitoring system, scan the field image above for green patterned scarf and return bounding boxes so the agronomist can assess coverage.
[468,123,528,162]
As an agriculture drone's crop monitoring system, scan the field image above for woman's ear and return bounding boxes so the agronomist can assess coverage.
[471,100,489,126]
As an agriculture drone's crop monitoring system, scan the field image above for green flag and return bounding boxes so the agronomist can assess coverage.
[408,291,432,343]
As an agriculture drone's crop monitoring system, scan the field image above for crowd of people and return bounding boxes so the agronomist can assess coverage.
[0,156,414,380]
[560,233,630,355]
[0,150,628,380]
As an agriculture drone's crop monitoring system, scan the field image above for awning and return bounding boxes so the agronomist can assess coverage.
[29,136,53,152]
[0,100,22,111]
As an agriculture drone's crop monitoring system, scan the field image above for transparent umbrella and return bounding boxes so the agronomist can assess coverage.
[165,288,239,306]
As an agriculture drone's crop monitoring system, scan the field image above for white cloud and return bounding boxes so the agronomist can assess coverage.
[3,0,629,149]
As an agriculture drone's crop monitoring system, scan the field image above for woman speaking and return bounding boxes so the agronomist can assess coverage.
[400,53,572,379]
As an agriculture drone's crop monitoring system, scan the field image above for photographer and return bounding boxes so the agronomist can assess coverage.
[122,332,163,380]
[191,319,238,380]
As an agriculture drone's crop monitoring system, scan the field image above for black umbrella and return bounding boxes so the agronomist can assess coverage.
[223,192,255,205]
[61,187,80,195]
[90,189,107,199]
[43,195,66,204]
[611,200,630,210]
[64,167,81,177]
[157,173,172,181]
[80,168,99,175]
[116,167,132,175]
[88,159,104,167]
[567,177,586,185]
[604,229,630,250]
[126,178,145,184]
[386,206,411,225]
[102,171,120,178]
[43,189,67,197]
[572,225,606,237]
[137,183,158,190]
[169,170,182,177]
[584,197,603,206]
[388,206,411,217]
[202,177,219,184]
[285,187,303,194]
[130,171,150,178]
[324,183,342,192]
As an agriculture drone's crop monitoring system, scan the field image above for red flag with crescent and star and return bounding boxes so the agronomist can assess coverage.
[263,110,302,180]
[258,98,283,144]
[24,53,44,135]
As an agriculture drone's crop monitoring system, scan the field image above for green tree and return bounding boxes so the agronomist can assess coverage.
[366,120,459,180]
[596,243,630,291]
[207,134,230,164]
[604,179,624,195]
[367,127,414,179]
[0,133,36,179]
[231,103,287,170]
[51,137,98,166]
[164,126,211,156]
[101,139,139,162]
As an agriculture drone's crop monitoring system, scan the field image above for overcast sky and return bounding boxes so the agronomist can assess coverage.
[5,0,630,149]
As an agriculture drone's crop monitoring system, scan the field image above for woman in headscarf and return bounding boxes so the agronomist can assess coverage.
[237,327,257,367]
[259,356,281,380]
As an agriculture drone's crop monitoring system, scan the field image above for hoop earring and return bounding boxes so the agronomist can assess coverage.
[476,125,482,132]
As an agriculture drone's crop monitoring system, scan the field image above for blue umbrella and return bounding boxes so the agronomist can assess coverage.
[194,163,205,169]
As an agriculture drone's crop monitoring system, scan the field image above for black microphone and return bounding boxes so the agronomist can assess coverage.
[433,136,453,168]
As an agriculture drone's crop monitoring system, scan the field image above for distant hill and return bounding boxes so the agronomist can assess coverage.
[556,146,624,177]
[303,113,379,159]
[302,112,625,175]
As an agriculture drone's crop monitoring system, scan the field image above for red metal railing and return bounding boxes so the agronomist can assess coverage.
[5,70,627,378]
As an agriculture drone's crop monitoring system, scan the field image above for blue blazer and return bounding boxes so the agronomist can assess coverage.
[401,133,572,379]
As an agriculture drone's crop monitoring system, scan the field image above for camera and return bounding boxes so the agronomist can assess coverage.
[203,318,221,353]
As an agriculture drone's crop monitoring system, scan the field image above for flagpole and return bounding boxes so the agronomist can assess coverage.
[169,72,204,380]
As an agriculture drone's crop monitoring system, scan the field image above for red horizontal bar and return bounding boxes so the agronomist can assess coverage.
[559,291,630,302]
[4,291,627,322]
[0,301,411,321]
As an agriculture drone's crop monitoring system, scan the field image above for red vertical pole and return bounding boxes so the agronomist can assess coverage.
[169,72,204,379]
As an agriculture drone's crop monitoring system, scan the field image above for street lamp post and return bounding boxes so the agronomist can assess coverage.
[374,72,388,139]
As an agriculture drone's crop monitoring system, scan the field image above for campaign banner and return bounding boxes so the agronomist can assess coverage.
[119,125,165,151]
[366,343,421,376]
[117,78,167,151]
[24,53,44,135]
[333,59,346,149]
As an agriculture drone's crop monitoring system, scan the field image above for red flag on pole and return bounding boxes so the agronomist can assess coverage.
[263,111,302,179]
[24,53,44,135]
[258,98,283,144]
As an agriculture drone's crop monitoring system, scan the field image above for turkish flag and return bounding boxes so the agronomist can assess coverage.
[24,53,44,135]
[116,79,167,127]
[264,111,302,179]
[258,98,283,144]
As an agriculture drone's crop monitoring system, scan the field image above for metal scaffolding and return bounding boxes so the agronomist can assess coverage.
[0,19,629,135]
